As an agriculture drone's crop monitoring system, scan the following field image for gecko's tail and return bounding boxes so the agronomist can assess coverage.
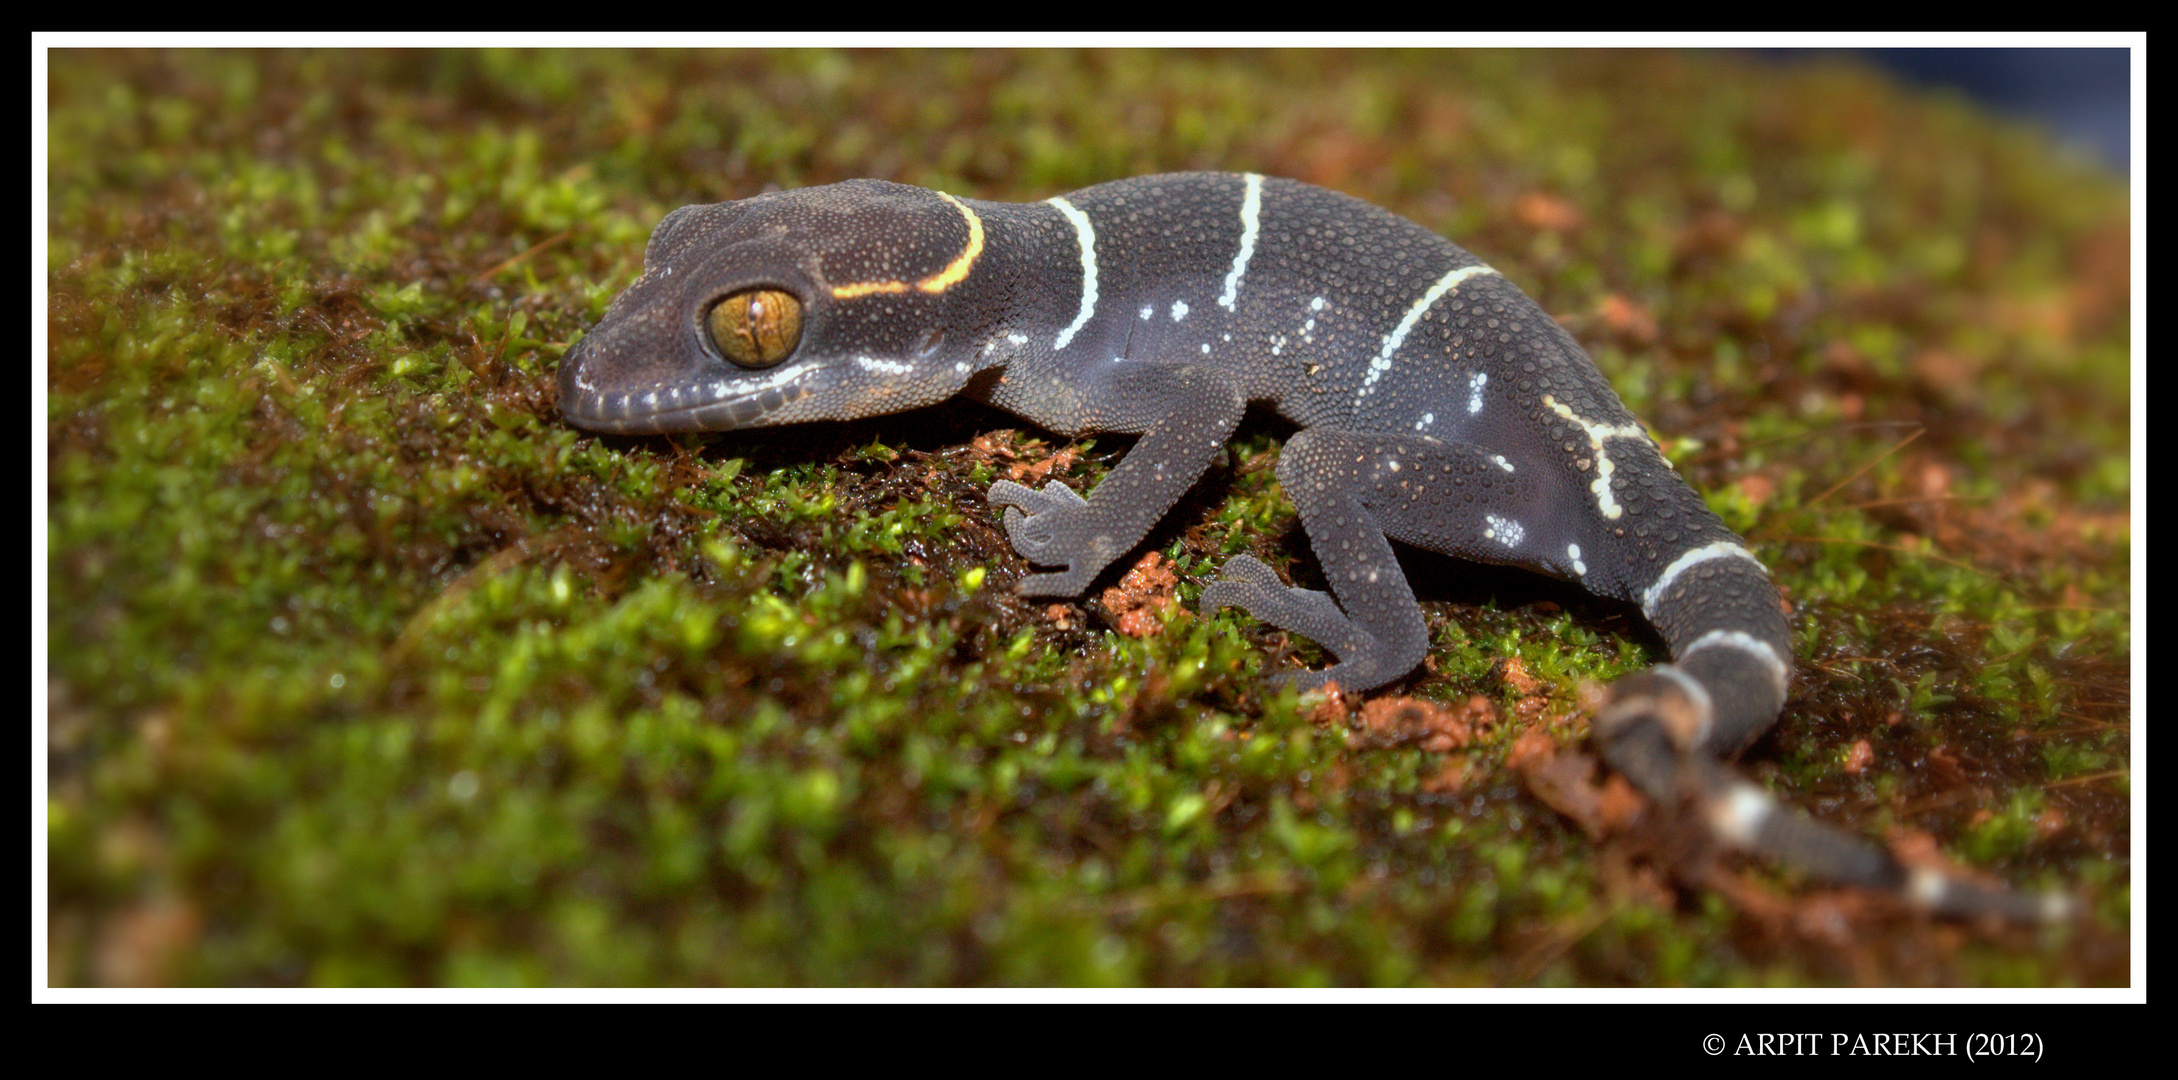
[1594,669,2076,923]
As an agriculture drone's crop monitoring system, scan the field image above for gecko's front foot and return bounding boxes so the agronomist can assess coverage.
[987,479,1107,596]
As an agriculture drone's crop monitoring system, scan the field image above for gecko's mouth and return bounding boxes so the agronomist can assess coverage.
[557,338,819,435]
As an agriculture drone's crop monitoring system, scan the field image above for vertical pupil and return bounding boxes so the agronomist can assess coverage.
[738,295,769,355]
[711,288,801,368]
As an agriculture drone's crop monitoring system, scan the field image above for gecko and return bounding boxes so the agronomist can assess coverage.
[557,172,2070,922]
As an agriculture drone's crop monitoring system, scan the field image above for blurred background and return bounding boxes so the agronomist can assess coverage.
[1760,48,2132,173]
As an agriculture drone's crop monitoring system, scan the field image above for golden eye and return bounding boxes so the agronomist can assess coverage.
[707,288,802,369]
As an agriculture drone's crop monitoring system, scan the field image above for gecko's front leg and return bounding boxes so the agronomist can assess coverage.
[981,360,1246,596]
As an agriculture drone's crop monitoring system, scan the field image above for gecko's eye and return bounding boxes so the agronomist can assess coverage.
[707,288,803,369]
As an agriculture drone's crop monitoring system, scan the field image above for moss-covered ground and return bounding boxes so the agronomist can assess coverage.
[44,49,2131,987]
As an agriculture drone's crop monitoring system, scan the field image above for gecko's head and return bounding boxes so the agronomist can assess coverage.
[558,180,986,435]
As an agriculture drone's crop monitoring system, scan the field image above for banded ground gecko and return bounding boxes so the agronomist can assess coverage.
[557,172,2070,922]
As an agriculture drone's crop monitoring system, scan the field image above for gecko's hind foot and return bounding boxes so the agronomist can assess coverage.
[1200,555,1422,692]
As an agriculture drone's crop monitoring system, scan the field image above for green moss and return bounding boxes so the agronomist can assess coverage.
[46,49,2129,987]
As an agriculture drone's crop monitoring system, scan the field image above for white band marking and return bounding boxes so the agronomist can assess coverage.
[1354,264,1499,406]
[1218,173,1264,311]
[1048,197,1098,350]
[1709,781,1776,846]
[1641,541,1767,616]
[1654,664,1715,744]
[1680,628,1790,696]
[1542,395,1649,521]
[1906,867,1950,908]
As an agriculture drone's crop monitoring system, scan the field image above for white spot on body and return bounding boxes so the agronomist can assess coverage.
[1490,454,1514,472]
[978,333,1029,360]
[1139,305,1153,320]
[856,356,915,376]
[1047,196,1098,350]
[703,359,819,401]
[1170,300,1189,321]
[1567,543,1586,576]
[1218,173,1264,311]
[1483,514,1525,548]
[1299,296,1328,341]
[1468,372,1488,415]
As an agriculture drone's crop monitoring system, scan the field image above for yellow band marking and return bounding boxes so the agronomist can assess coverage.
[914,192,984,293]
[829,191,986,300]
[829,280,908,299]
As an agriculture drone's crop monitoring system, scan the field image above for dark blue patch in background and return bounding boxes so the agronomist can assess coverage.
[1758,48,2131,174]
